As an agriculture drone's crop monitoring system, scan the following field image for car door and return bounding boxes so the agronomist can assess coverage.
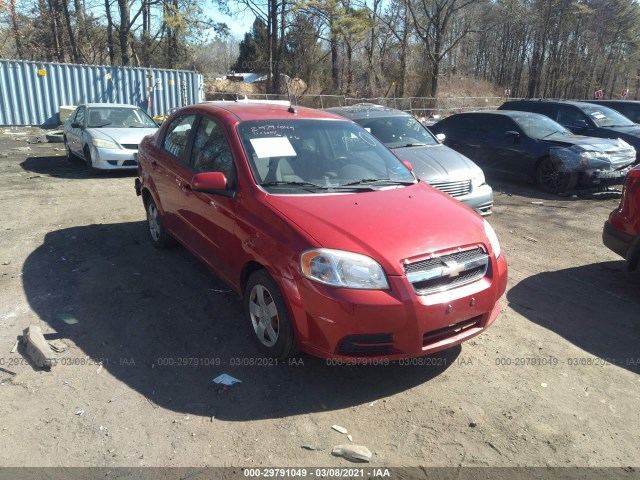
[555,106,594,135]
[177,115,239,283]
[153,113,198,236]
[474,114,529,177]
[67,106,86,154]
[438,114,488,163]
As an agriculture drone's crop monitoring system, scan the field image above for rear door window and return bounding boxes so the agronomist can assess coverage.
[74,106,86,126]
[162,114,197,163]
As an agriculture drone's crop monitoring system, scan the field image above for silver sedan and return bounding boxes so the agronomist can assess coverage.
[63,103,158,174]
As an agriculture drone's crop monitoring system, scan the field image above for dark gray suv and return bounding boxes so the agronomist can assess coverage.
[499,99,640,162]
[325,104,493,215]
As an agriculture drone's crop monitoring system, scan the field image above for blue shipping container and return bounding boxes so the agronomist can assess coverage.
[0,59,204,127]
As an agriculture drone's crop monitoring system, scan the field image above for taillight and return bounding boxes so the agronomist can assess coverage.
[624,168,640,192]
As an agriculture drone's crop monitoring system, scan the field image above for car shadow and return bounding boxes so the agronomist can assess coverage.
[489,178,622,202]
[22,221,458,421]
[507,261,640,375]
[20,155,137,179]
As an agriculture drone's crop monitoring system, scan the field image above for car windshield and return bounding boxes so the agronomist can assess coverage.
[356,116,439,148]
[87,107,158,128]
[581,105,635,127]
[237,119,415,193]
[512,114,571,138]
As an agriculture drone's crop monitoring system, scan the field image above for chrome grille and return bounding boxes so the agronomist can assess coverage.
[429,179,471,197]
[404,247,488,294]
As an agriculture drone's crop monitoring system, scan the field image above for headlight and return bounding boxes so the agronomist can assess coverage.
[92,138,119,149]
[300,249,389,289]
[483,220,501,258]
[471,170,485,188]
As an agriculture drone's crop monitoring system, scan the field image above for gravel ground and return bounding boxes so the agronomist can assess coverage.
[0,128,638,478]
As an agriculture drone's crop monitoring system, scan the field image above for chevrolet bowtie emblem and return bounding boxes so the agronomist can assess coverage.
[443,260,465,277]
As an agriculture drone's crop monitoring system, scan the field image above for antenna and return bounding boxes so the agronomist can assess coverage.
[285,76,296,114]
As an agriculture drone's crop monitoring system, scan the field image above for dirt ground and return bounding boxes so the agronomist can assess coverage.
[0,128,639,476]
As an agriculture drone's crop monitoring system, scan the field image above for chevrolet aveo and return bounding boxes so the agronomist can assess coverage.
[135,101,508,360]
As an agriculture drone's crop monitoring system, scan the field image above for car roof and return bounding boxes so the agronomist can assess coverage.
[587,99,640,104]
[449,110,549,119]
[190,101,347,122]
[82,103,141,108]
[324,104,411,120]
[503,99,613,110]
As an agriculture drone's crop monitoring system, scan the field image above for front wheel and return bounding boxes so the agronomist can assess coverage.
[83,146,98,175]
[536,157,578,194]
[244,270,298,359]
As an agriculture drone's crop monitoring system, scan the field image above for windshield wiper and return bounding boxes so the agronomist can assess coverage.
[260,180,329,189]
[393,143,428,148]
[91,122,112,128]
[340,178,414,187]
[542,130,566,138]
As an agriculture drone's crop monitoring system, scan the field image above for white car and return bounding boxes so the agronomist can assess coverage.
[63,103,158,174]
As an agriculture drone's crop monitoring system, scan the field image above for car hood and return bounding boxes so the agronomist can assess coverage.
[542,133,631,151]
[88,127,158,145]
[265,182,489,275]
[601,125,640,137]
[391,144,481,181]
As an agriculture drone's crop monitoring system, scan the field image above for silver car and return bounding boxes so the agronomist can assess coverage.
[63,103,158,174]
[325,104,493,215]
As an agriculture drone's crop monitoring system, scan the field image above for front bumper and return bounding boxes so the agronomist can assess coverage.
[587,164,633,181]
[284,253,508,360]
[91,145,138,170]
[458,183,494,216]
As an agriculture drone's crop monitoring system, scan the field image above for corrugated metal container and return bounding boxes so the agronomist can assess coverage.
[0,59,204,127]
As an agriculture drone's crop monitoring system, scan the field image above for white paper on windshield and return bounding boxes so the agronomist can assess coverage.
[250,137,296,158]
[590,112,606,120]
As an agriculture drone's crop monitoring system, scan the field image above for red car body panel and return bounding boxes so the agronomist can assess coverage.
[603,165,640,270]
[137,102,508,359]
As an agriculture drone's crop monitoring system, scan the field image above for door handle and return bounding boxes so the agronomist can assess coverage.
[179,180,191,193]
[151,160,158,168]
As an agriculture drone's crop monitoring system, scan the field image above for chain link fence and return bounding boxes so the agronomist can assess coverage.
[204,92,507,117]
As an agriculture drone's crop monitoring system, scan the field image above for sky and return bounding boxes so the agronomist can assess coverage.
[213,5,255,39]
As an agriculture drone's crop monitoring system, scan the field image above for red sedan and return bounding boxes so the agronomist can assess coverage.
[135,101,508,360]
[603,165,640,270]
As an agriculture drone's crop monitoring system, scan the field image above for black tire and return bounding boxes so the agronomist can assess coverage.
[244,270,298,359]
[64,138,78,162]
[83,146,99,175]
[145,196,176,249]
[536,156,578,194]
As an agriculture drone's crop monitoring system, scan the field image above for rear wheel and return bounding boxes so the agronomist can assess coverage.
[536,156,578,194]
[244,270,298,359]
[64,138,78,162]
[145,197,176,249]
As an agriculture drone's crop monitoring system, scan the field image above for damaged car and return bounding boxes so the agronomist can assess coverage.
[430,110,635,194]
[63,103,158,174]
[135,101,508,360]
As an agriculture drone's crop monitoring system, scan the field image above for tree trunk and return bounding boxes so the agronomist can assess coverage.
[116,0,131,65]
[61,0,79,62]
[9,0,24,59]
[104,0,115,65]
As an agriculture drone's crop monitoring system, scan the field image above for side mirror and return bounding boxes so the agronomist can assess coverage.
[574,119,589,131]
[191,172,228,193]
[435,133,446,142]
[71,122,82,129]
[505,130,521,139]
